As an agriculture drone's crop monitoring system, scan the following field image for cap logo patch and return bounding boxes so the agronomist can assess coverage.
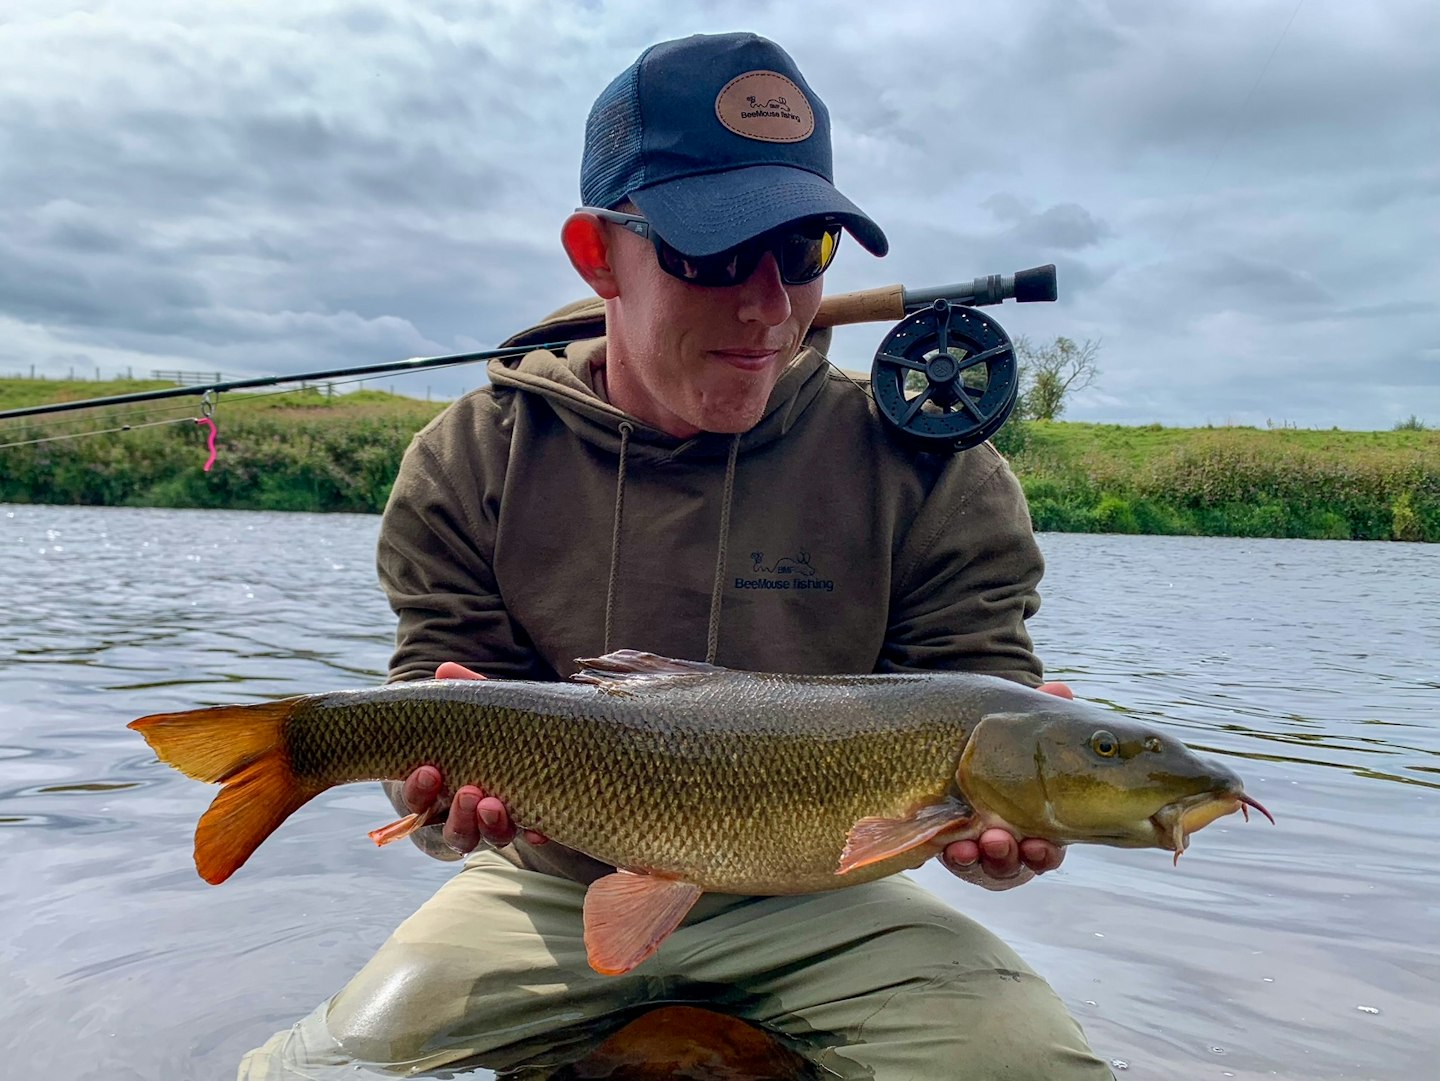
[715,70,815,143]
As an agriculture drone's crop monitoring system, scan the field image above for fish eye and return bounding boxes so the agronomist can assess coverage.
[1090,730,1119,758]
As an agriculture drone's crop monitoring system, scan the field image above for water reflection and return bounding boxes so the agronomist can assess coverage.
[2,506,1437,1080]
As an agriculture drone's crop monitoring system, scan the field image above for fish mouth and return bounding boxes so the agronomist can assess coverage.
[1151,791,1274,864]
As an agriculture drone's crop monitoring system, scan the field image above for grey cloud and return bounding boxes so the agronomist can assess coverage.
[1006,203,1113,251]
[32,201,131,255]
[1185,252,1333,311]
[337,3,400,36]
[1,0,1436,426]
[1334,300,1440,321]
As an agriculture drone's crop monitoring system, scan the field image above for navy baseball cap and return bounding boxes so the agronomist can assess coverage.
[580,32,888,259]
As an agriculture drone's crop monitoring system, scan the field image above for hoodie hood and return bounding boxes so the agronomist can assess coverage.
[488,298,835,462]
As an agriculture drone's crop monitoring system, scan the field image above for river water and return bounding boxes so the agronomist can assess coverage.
[1,503,1436,1081]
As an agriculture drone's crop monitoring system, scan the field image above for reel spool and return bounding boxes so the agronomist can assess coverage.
[870,299,1019,453]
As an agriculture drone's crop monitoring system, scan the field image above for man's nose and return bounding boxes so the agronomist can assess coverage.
[735,251,792,326]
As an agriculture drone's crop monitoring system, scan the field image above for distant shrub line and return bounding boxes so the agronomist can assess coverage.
[3,392,1436,542]
[996,421,1439,542]
[1,411,417,515]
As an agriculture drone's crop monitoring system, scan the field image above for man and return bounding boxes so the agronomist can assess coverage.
[240,31,1113,1080]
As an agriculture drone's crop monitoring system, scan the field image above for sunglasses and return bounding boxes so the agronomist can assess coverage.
[580,207,842,288]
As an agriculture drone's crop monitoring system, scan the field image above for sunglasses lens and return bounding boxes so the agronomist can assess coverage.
[777,224,841,284]
[655,244,760,287]
[654,221,841,287]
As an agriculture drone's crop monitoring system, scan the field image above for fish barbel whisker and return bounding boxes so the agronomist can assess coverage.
[1237,792,1275,825]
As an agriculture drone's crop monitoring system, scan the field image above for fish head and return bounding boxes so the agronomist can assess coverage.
[957,705,1272,856]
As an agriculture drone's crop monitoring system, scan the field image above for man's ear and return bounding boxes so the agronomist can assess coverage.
[561,213,620,300]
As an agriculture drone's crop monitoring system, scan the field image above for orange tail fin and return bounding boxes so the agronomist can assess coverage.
[129,700,324,884]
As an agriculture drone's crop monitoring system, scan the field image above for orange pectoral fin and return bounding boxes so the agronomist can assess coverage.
[582,873,704,976]
[837,796,974,876]
[367,811,431,847]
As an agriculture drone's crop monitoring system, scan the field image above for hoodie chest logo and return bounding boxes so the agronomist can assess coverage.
[734,549,835,594]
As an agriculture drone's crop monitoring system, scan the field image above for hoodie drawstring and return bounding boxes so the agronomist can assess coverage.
[705,435,741,664]
[602,421,633,655]
[602,425,738,665]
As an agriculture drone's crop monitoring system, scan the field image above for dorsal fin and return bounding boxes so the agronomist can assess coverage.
[571,651,726,694]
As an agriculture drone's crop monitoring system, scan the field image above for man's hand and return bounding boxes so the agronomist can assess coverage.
[940,679,1073,892]
[399,663,547,854]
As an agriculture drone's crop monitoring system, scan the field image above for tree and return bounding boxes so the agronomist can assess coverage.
[1014,335,1101,421]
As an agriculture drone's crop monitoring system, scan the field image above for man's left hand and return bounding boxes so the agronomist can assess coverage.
[940,680,1073,892]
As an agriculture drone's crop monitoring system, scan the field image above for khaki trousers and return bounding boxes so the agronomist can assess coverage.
[238,849,1112,1080]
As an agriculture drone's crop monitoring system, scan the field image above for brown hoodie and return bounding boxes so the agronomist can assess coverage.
[375,299,1047,880]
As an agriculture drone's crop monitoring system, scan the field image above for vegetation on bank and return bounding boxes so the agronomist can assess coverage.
[994,419,1439,542]
[2,378,1436,541]
[0,382,443,515]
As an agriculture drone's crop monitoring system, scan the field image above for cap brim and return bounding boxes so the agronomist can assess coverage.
[629,164,888,259]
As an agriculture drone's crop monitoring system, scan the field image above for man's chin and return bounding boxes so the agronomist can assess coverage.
[690,388,778,436]
[695,412,765,436]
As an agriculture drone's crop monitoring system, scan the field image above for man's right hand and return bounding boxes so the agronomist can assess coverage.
[399,663,548,854]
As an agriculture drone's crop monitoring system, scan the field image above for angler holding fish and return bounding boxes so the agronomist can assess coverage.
[131,32,1270,1081]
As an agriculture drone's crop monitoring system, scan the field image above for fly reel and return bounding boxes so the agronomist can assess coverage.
[870,299,1020,453]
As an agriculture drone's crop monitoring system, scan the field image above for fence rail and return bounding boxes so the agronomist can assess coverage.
[150,370,226,385]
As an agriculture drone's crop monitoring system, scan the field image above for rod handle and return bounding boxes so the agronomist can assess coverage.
[813,285,906,328]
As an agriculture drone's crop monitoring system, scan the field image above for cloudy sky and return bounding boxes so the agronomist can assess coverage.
[2,0,1436,428]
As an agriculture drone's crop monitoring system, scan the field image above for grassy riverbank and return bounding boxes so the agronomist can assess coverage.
[3,378,1436,540]
[1004,421,1439,542]
[0,381,442,514]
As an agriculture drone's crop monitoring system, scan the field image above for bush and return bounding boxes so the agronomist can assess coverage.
[0,409,417,514]
[989,416,1030,457]
[1391,490,1440,542]
[1088,494,1139,534]
[1130,499,1189,535]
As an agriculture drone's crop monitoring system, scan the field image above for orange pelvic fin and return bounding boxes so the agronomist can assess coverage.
[128,699,322,884]
[837,796,974,875]
[583,872,704,976]
[367,811,430,846]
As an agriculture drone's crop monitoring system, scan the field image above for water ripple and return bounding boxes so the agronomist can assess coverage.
[2,507,1437,1080]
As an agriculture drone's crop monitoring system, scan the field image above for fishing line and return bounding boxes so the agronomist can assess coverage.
[0,415,199,451]
[0,398,205,439]
[0,371,424,451]
[1164,0,1306,250]
[0,401,205,445]
[0,342,554,423]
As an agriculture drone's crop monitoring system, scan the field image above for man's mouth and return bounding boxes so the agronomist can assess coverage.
[710,348,783,371]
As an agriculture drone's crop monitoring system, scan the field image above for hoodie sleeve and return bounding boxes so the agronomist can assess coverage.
[878,444,1046,687]
[376,430,550,684]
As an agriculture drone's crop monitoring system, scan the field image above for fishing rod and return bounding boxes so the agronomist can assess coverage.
[0,345,572,421]
[2,264,1057,452]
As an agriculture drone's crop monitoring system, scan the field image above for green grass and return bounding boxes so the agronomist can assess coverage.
[3,379,1437,540]
[1006,421,1440,542]
[1,379,447,514]
[0,378,178,411]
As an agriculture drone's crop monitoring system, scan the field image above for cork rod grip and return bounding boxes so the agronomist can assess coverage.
[813,285,905,328]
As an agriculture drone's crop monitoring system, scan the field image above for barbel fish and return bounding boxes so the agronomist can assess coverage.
[128,650,1272,975]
